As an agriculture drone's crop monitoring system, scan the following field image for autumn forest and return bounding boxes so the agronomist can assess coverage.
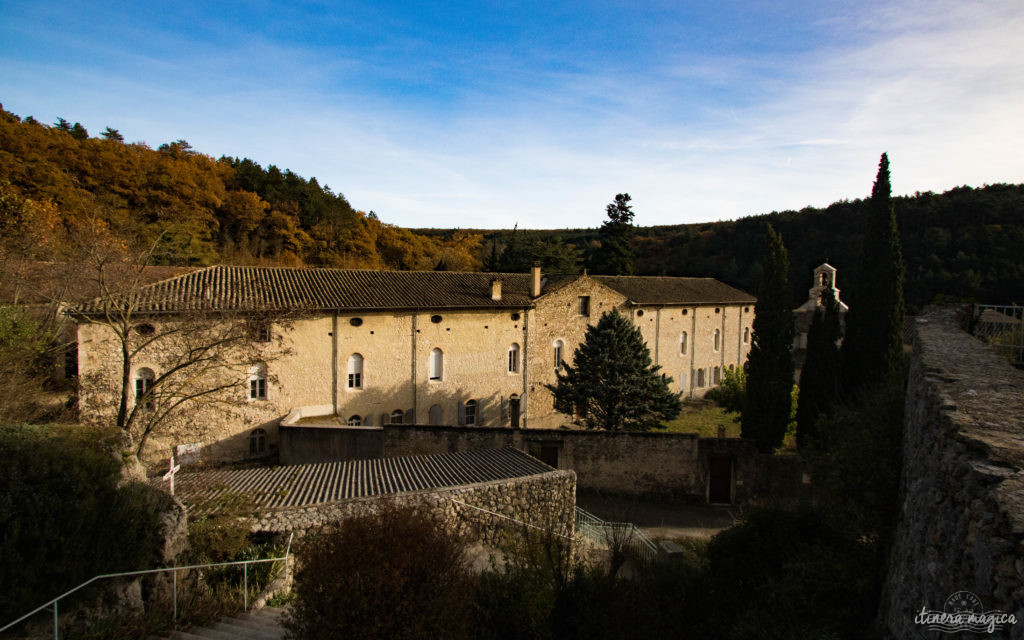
[2,104,1023,310]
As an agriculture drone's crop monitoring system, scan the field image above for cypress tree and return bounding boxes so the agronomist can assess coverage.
[589,193,635,275]
[796,286,843,449]
[842,153,906,391]
[546,309,681,431]
[742,224,795,452]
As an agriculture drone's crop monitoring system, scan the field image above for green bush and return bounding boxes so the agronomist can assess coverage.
[0,424,170,622]
[284,502,475,640]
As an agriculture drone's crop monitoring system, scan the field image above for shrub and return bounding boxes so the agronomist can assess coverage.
[284,501,475,640]
[0,424,169,622]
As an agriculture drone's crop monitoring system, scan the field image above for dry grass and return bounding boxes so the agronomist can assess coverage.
[661,403,740,438]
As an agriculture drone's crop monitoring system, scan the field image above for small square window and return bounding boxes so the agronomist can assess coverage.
[578,296,590,316]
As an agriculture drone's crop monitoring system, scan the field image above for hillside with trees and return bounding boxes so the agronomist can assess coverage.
[0,105,481,272]
[3,104,1022,311]
[426,183,1024,310]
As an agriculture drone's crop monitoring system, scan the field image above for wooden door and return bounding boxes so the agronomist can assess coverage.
[708,456,733,504]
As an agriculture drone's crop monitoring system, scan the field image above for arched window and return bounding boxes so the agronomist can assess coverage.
[680,371,687,390]
[249,428,266,455]
[713,329,721,352]
[464,399,478,426]
[249,363,267,400]
[390,409,404,425]
[743,327,750,344]
[347,415,362,426]
[713,366,721,384]
[347,354,363,389]
[697,368,706,387]
[681,332,688,355]
[553,340,564,369]
[508,343,520,373]
[429,348,443,381]
[134,367,155,411]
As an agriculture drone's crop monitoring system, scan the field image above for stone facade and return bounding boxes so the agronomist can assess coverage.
[881,307,1024,637]
[75,267,753,464]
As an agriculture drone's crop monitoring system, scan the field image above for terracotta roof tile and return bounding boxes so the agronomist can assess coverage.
[73,265,754,314]
[592,275,756,305]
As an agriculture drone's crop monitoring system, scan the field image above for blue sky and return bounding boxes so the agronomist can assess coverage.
[1,1,1022,229]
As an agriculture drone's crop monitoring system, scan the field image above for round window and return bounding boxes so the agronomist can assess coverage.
[135,323,155,336]
[431,315,443,324]
[510,313,520,321]
[349,317,363,327]
[636,310,644,317]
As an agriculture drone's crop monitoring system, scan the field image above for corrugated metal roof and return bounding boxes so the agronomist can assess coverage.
[170,447,554,511]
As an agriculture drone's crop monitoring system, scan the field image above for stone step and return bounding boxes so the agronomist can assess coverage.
[160,607,286,640]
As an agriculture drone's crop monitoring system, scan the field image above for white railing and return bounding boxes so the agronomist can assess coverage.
[973,305,1024,364]
[0,533,292,640]
[575,507,658,565]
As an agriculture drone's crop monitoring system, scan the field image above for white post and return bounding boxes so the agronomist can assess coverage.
[163,454,181,496]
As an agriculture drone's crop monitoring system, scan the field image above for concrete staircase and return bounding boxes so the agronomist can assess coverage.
[157,606,287,640]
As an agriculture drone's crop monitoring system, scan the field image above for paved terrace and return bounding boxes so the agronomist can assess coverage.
[169,447,554,511]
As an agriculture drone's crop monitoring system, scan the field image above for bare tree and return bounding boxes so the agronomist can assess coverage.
[68,221,292,460]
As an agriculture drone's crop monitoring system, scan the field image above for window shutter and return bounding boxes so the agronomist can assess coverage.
[457,401,466,426]
[381,412,390,426]
[364,414,373,426]
[476,399,486,426]
[405,409,414,425]
[501,397,508,423]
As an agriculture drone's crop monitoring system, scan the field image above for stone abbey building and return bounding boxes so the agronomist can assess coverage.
[74,265,755,463]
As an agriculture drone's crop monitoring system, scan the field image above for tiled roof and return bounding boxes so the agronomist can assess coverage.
[76,265,550,314]
[72,265,754,314]
[169,447,554,511]
[592,275,756,305]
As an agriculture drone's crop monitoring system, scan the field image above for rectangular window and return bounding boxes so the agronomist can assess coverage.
[348,372,361,389]
[465,402,477,426]
[250,377,267,400]
[578,296,590,316]
[508,349,519,373]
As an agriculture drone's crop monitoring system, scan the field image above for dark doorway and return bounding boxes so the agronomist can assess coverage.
[509,395,521,428]
[528,442,559,468]
[708,456,733,504]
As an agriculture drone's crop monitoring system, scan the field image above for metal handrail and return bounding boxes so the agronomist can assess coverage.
[575,507,658,565]
[1,533,293,639]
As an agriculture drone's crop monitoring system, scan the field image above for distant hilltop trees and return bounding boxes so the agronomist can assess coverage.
[3,105,1023,310]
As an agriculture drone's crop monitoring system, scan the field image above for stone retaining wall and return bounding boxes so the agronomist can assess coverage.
[882,307,1024,637]
[249,469,577,546]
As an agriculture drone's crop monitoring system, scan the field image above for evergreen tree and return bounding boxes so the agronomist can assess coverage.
[101,126,124,142]
[70,122,89,140]
[546,309,681,431]
[742,224,795,452]
[53,117,72,133]
[842,153,906,391]
[589,193,635,275]
[796,286,842,449]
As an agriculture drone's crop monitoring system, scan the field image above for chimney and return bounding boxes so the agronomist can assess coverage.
[531,266,542,298]
[491,279,503,301]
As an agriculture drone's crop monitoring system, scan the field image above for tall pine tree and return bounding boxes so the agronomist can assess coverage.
[796,286,843,449]
[842,153,906,392]
[589,193,635,275]
[742,224,795,452]
[546,309,681,431]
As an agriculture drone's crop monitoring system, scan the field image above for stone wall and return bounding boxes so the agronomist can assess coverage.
[249,469,578,548]
[882,307,1024,637]
[281,423,779,503]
